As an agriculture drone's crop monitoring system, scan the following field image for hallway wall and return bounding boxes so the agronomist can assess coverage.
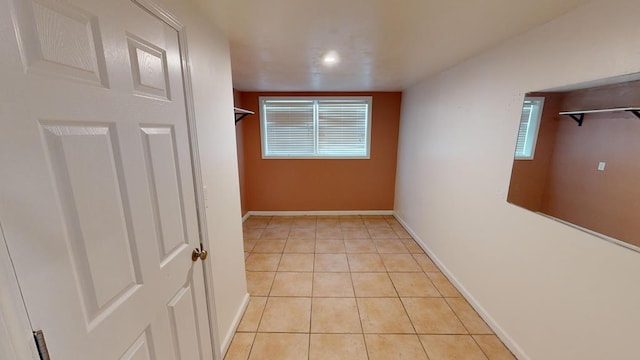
[395,0,640,358]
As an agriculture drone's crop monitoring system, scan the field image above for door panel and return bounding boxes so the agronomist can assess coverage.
[12,0,109,85]
[120,329,154,360]
[41,122,143,321]
[168,285,202,360]
[140,126,188,265]
[0,0,213,358]
[127,34,171,100]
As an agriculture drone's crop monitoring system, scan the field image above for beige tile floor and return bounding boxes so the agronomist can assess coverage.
[225,215,516,360]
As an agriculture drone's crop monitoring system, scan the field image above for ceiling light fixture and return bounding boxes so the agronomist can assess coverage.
[322,50,340,66]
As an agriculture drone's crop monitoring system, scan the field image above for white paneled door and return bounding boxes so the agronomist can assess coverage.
[0,0,213,359]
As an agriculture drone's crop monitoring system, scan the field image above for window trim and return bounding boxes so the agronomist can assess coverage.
[514,96,545,160]
[259,96,373,159]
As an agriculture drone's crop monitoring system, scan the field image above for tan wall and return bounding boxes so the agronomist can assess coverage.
[541,81,640,247]
[507,93,561,211]
[238,91,401,211]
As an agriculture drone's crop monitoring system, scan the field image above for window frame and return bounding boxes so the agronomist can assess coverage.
[259,96,373,159]
[514,96,545,160]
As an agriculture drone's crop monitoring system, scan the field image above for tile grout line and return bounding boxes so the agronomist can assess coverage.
[307,229,316,360]
[469,334,492,360]
[242,245,272,360]
[387,260,431,358]
[443,297,475,337]
[242,312,259,360]
[345,216,371,360]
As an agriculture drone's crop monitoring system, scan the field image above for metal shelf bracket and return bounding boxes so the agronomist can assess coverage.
[626,109,640,119]
[567,113,585,126]
[234,107,254,124]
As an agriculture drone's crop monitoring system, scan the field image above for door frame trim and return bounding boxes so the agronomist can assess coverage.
[132,1,222,359]
[0,222,38,360]
[0,0,47,356]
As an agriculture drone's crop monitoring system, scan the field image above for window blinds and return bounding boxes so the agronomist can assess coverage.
[515,102,534,157]
[262,100,315,156]
[317,100,369,156]
[261,97,371,158]
[514,97,544,159]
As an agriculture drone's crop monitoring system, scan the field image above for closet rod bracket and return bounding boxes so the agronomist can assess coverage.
[567,113,584,126]
[234,113,251,124]
[626,110,640,119]
[234,107,255,124]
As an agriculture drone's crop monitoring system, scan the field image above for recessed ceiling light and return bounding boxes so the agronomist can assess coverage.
[322,50,340,66]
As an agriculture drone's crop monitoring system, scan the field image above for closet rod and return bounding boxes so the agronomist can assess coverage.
[559,107,640,126]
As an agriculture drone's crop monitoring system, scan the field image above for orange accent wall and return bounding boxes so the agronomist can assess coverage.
[540,82,640,247]
[237,91,402,212]
[507,93,561,211]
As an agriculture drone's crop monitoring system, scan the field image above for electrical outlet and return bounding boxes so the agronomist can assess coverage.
[597,162,606,171]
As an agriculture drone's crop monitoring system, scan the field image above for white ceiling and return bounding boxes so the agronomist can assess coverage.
[195,0,591,91]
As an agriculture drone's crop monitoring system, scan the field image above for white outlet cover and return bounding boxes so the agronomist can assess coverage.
[597,162,606,171]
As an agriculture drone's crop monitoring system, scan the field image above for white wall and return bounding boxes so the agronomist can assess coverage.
[395,0,640,359]
[152,0,248,356]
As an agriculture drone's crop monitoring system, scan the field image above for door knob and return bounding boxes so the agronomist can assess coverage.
[192,248,208,262]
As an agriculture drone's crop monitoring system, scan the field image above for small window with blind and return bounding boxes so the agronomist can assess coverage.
[514,97,544,160]
[259,96,372,159]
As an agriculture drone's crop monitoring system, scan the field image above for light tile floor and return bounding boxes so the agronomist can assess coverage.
[225,215,516,360]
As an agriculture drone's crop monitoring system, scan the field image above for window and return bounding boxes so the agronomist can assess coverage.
[260,97,372,159]
[514,97,544,159]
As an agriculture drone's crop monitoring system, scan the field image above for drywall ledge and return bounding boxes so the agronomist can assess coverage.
[393,212,529,360]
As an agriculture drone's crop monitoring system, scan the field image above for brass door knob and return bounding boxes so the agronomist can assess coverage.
[192,248,208,262]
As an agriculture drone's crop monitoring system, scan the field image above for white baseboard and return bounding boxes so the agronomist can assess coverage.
[219,293,250,358]
[241,212,250,223]
[246,210,394,217]
[393,212,529,360]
